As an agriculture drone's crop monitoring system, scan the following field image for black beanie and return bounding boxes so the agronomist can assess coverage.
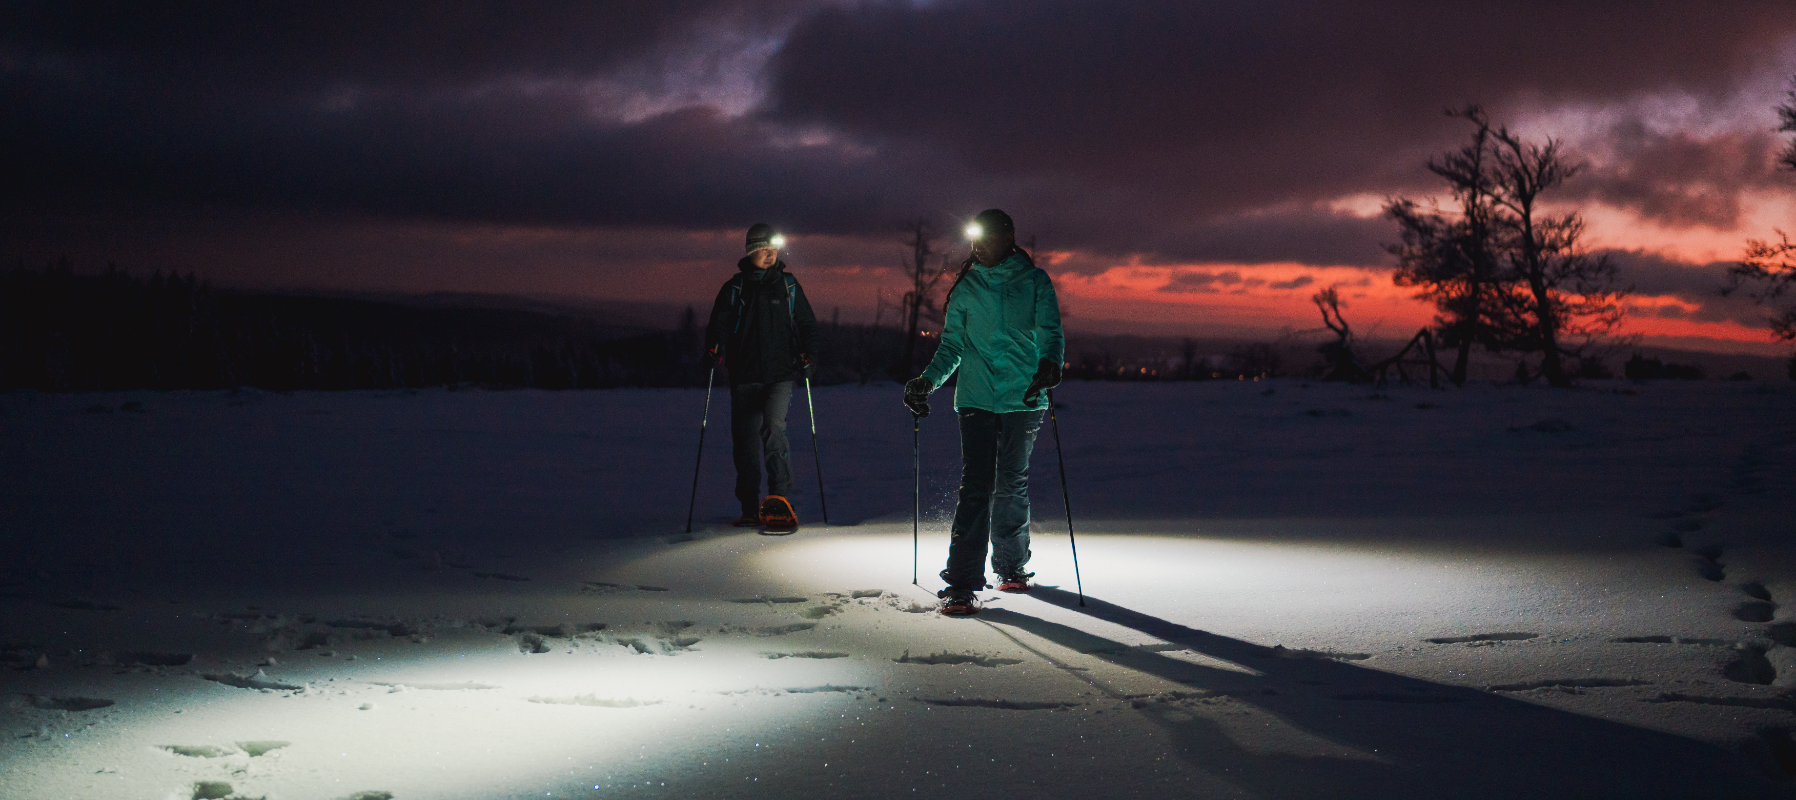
[745,223,779,253]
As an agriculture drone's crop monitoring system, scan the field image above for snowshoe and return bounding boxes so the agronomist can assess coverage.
[732,513,761,527]
[938,587,981,617]
[996,572,1035,593]
[759,495,798,534]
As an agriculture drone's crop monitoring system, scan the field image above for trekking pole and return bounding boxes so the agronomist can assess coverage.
[803,377,829,524]
[1046,389,1084,606]
[683,366,716,534]
[912,411,921,586]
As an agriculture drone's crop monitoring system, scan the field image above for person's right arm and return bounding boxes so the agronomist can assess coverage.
[918,303,965,392]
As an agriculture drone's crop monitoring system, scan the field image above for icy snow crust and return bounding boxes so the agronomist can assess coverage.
[1,380,1793,798]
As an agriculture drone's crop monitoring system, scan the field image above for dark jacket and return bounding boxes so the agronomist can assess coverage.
[705,258,819,385]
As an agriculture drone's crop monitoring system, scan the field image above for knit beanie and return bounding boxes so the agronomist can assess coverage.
[745,223,781,253]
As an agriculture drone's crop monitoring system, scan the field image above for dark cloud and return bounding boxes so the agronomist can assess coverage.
[3,0,1793,278]
[769,1,1795,215]
[1569,125,1789,229]
[1606,249,1765,326]
[1269,275,1316,290]
[0,1,774,92]
[1159,270,1244,293]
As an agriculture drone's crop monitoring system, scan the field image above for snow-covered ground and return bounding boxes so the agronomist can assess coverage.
[1,379,1793,799]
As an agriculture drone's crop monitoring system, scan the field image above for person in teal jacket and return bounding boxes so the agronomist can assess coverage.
[904,208,1064,616]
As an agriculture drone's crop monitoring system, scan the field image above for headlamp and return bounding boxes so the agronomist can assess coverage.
[770,235,786,248]
[965,223,983,241]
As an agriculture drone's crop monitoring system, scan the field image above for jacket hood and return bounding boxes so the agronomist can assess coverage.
[975,249,1033,282]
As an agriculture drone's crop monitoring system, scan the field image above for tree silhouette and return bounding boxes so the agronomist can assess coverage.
[1311,287,1368,382]
[1386,109,1523,385]
[1725,78,1796,355]
[1388,107,1624,387]
[895,218,947,378]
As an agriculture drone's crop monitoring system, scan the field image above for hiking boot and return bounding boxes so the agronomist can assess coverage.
[996,571,1035,593]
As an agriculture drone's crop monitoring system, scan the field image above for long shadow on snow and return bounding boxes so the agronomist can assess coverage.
[978,587,1780,799]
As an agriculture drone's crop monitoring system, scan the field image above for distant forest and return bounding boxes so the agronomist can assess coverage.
[2,264,1783,392]
[0,263,927,391]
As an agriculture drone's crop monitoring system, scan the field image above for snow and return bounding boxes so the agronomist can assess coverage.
[1,379,1793,798]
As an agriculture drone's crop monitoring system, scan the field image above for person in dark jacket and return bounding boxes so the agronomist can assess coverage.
[705,223,820,528]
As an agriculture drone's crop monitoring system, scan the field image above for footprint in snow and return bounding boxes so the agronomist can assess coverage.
[1724,645,1778,685]
[895,651,1023,667]
[913,697,1077,710]
[1735,602,1777,623]
[26,695,114,711]
[528,695,659,708]
[1609,636,1731,645]
[1487,678,1650,692]
[160,745,234,758]
[203,671,302,691]
[580,582,668,593]
[1263,644,1371,661]
[1424,632,1538,645]
[368,681,497,691]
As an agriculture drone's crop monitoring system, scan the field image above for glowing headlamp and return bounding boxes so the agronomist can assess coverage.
[770,234,786,248]
[965,223,983,241]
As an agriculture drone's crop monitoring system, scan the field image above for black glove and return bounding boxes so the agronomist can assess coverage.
[903,376,932,418]
[799,352,816,380]
[1023,358,1062,408]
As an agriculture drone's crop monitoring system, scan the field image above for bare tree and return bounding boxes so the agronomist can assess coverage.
[1312,286,1368,381]
[896,219,948,377]
[1780,77,1796,172]
[1725,79,1796,348]
[1386,108,1525,385]
[1389,108,1625,386]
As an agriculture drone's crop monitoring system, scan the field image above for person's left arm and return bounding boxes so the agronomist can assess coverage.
[1034,269,1064,368]
[791,278,820,372]
[1023,270,1065,407]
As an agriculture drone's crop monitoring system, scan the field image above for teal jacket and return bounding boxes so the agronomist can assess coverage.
[919,250,1065,413]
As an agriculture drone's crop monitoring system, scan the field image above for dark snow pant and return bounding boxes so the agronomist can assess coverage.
[729,381,794,514]
[942,407,1042,591]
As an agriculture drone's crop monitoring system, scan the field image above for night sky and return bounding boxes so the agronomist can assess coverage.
[5,1,1794,350]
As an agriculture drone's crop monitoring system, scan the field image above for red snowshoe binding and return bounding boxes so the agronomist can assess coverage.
[997,572,1034,593]
[938,587,981,617]
[759,495,798,534]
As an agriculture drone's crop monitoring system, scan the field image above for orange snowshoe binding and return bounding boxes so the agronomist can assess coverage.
[759,495,798,534]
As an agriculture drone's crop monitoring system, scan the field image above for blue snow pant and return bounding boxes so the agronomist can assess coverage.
[730,381,794,515]
[941,407,1043,591]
